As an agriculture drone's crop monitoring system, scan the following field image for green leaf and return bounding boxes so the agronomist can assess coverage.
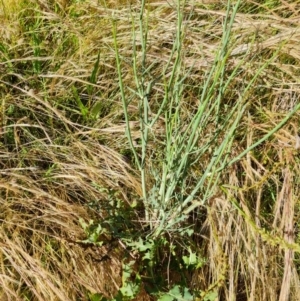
[142,250,152,261]
[120,277,140,298]
[158,294,174,301]
[120,261,140,298]
[203,290,218,301]
[182,248,205,269]
[158,285,194,301]
[79,218,90,232]
[88,51,101,94]
[90,101,103,118]
[72,86,89,119]
[183,287,193,301]
[179,228,194,237]
[89,293,104,301]
[169,285,181,297]
[126,238,154,252]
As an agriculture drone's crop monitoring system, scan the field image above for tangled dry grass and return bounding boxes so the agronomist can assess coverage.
[1,0,300,300]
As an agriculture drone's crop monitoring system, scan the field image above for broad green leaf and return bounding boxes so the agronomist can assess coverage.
[158,294,174,301]
[158,285,194,301]
[169,285,181,297]
[183,287,194,301]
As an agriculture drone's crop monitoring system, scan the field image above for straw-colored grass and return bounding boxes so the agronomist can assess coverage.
[1,0,300,300]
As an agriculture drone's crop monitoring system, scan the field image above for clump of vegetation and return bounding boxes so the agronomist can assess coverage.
[1,0,300,300]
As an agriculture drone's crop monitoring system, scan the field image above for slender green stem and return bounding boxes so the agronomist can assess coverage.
[220,101,300,171]
[112,20,141,170]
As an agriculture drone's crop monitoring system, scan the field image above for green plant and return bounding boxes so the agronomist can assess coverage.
[158,285,193,301]
[109,0,300,298]
[113,0,283,239]
[2,0,300,300]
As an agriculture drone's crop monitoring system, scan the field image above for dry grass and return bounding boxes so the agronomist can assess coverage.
[1,0,300,300]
